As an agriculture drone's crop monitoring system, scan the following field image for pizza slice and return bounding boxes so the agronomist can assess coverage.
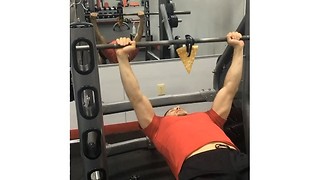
[176,45,199,74]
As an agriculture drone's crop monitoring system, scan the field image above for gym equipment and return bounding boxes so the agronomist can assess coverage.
[212,3,250,155]
[85,10,191,18]
[70,3,251,177]
[144,0,152,61]
[102,89,216,115]
[112,4,130,31]
[243,0,250,155]
[158,0,192,59]
[159,3,175,58]
[75,35,250,50]
[70,21,108,180]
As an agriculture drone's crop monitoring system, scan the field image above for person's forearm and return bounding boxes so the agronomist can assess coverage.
[222,47,244,95]
[118,56,144,103]
[90,18,99,36]
[91,18,105,44]
[134,19,145,42]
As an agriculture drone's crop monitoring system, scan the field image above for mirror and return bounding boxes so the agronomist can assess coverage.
[70,0,246,64]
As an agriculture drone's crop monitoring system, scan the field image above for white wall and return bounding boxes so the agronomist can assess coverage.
[149,0,245,56]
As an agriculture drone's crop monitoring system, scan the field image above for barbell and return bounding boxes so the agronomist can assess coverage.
[85,10,191,19]
[75,35,250,50]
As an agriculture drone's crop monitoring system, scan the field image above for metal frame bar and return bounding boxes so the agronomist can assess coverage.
[146,51,160,60]
[84,10,190,19]
[70,0,87,23]
[88,0,95,12]
[106,137,154,157]
[70,22,109,180]
[159,3,175,58]
[159,0,170,59]
[144,0,152,60]
[102,89,216,115]
[242,0,250,155]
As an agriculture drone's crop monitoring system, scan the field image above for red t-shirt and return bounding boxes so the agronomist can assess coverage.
[142,109,238,179]
[100,40,139,63]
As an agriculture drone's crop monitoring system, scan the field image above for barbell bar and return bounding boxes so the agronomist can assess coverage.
[85,10,191,18]
[75,35,250,50]
[122,11,191,16]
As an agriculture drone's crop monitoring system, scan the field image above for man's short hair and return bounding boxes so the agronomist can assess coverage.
[164,107,174,116]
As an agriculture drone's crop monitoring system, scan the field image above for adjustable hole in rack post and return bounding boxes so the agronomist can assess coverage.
[145,1,149,8]
[88,169,106,180]
[82,129,102,159]
[72,38,95,75]
[78,87,99,119]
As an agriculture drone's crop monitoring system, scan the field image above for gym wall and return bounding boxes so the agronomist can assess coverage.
[70,55,217,129]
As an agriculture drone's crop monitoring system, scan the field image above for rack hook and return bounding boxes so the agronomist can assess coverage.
[185,34,194,57]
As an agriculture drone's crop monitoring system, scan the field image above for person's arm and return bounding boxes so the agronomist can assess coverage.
[211,32,244,120]
[116,38,154,128]
[90,12,108,44]
[133,11,145,42]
